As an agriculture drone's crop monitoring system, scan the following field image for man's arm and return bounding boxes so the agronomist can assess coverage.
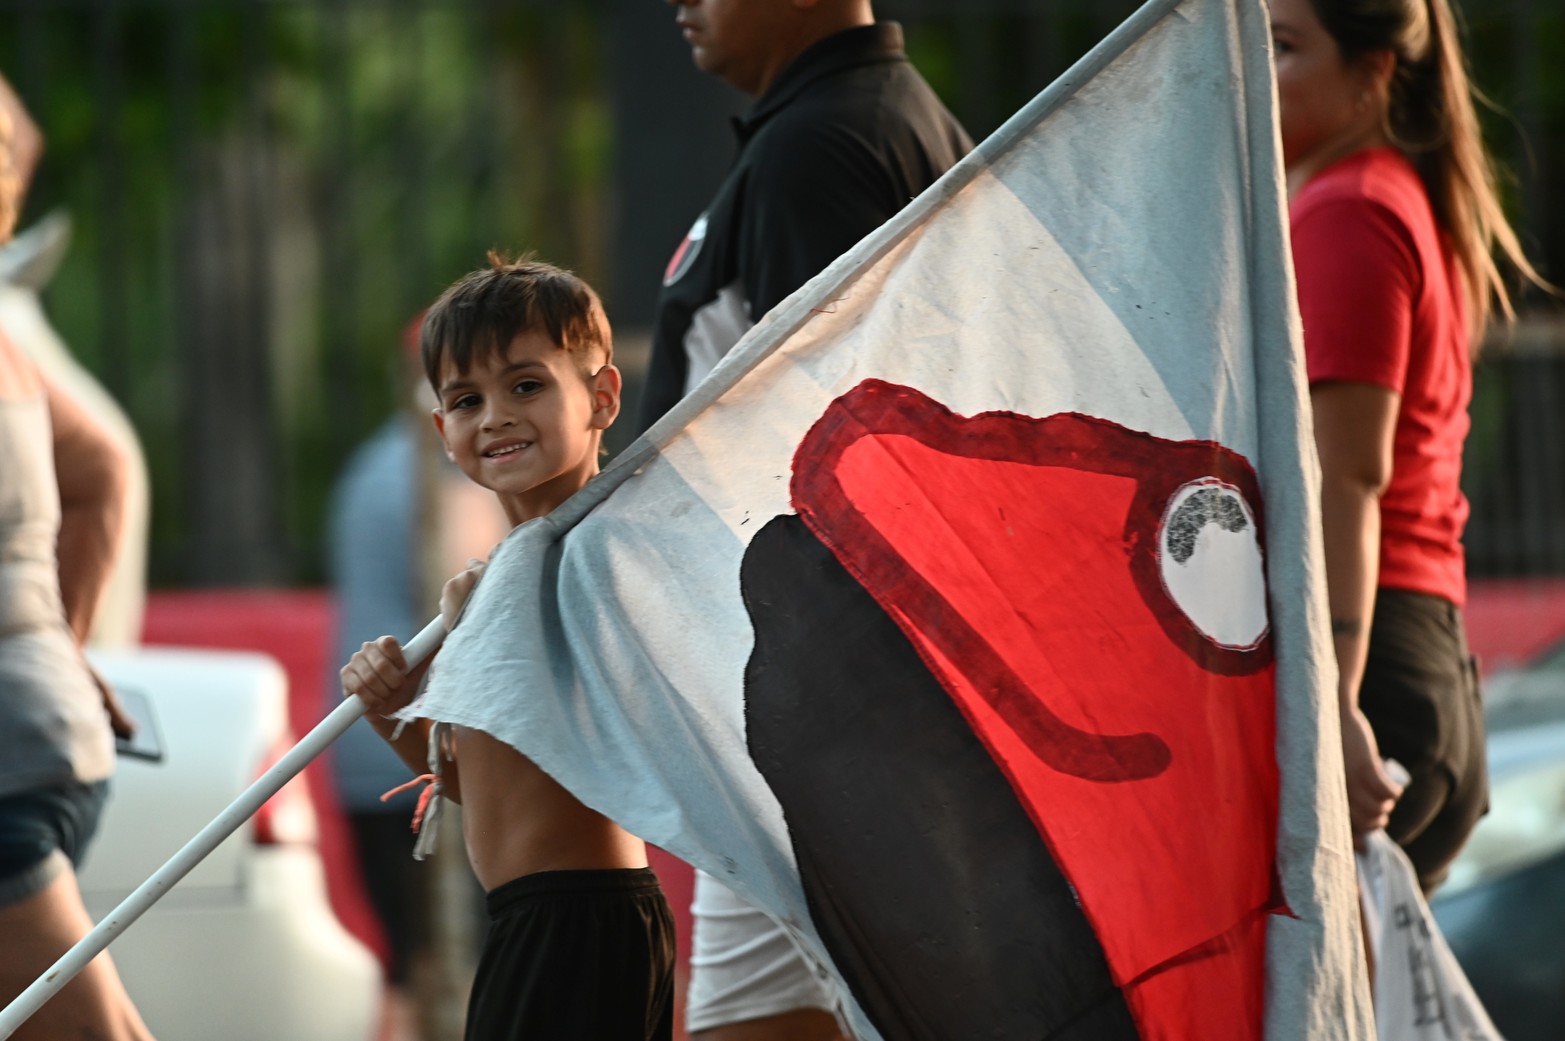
[636,327,692,435]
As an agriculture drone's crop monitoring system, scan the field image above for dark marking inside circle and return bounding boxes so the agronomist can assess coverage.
[1165,488,1248,564]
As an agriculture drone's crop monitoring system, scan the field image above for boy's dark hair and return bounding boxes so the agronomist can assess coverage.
[420,252,612,391]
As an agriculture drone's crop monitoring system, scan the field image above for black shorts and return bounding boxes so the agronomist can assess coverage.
[0,780,109,906]
[1359,588,1488,892]
[465,867,675,1041]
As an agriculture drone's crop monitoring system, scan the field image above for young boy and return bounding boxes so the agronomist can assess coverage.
[339,254,675,1040]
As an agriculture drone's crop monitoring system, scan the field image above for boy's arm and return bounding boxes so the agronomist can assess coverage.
[341,635,462,803]
[339,561,487,801]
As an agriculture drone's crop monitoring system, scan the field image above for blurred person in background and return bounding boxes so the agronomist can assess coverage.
[643,1,971,1038]
[323,312,507,1040]
[0,73,153,1041]
[1273,0,1549,892]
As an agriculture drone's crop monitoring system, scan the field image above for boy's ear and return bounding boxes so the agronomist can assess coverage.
[589,364,622,431]
[430,408,456,460]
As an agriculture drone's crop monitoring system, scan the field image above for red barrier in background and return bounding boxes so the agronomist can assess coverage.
[1464,579,1565,673]
[142,589,391,969]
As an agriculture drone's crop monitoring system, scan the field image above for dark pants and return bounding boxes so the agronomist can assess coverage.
[1360,588,1488,893]
[346,810,430,985]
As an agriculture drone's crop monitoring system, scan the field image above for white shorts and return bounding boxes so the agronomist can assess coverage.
[685,870,837,1032]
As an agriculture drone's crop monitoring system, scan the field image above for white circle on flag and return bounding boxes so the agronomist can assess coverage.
[1157,478,1268,650]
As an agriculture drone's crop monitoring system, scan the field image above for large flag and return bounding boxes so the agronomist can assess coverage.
[415,0,1373,1038]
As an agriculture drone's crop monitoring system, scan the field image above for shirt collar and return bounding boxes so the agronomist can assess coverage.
[736,23,907,143]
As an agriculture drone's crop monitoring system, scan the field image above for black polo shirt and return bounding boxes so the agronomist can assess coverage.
[637,23,973,432]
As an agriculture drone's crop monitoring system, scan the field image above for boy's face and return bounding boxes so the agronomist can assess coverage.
[431,329,620,523]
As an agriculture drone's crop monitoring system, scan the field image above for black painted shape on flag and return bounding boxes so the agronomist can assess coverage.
[742,512,1143,1041]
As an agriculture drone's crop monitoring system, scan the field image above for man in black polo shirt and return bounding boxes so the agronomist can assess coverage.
[639,0,972,433]
[644,3,971,1039]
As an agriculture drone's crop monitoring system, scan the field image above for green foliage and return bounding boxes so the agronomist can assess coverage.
[3,1,612,584]
[3,0,1560,583]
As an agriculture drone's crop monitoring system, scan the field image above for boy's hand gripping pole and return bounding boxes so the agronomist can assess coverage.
[0,616,448,1040]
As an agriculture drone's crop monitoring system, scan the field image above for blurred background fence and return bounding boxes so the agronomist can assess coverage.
[1,0,1560,586]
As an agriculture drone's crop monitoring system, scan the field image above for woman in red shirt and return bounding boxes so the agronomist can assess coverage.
[1271,0,1546,891]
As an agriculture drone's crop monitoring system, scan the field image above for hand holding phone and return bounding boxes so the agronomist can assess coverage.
[111,685,166,763]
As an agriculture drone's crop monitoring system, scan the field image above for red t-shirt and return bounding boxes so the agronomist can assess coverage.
[1290,147,1470,605]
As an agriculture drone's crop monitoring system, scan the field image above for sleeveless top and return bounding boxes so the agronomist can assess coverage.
[0,391,115,797]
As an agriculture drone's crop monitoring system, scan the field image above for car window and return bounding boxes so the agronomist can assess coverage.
[1487,639,1565,733]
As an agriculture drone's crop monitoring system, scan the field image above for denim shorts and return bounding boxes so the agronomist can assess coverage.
[0,780,110,906]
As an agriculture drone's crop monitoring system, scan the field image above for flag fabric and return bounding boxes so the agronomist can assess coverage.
[412,0,1373,1038]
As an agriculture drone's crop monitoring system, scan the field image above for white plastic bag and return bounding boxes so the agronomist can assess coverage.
[1356,830,1503,1041]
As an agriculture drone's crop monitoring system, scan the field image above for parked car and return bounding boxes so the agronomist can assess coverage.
[1431,637,1565,1041]
[80,645,379,1041]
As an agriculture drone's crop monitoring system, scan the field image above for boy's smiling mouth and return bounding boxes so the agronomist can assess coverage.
[483,440,531,459]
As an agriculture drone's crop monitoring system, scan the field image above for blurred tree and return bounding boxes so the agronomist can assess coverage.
[0,0,1558,585]
[3,0,613,584]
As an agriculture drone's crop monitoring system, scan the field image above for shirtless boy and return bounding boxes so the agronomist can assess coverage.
[340,254,675,1040]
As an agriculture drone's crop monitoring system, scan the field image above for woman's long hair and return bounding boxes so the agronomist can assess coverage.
[1311,0,1547,341]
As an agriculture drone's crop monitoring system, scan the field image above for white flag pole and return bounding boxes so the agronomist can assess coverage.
[0,615,448,1040]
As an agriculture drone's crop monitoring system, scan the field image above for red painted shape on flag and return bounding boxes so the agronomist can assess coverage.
[792,380,1282,1041]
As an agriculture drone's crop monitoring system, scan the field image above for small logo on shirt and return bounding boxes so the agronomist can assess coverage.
[663,213,708,287]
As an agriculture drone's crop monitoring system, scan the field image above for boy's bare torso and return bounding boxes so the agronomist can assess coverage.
[343,313,643,894]
[453,725,645,891]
